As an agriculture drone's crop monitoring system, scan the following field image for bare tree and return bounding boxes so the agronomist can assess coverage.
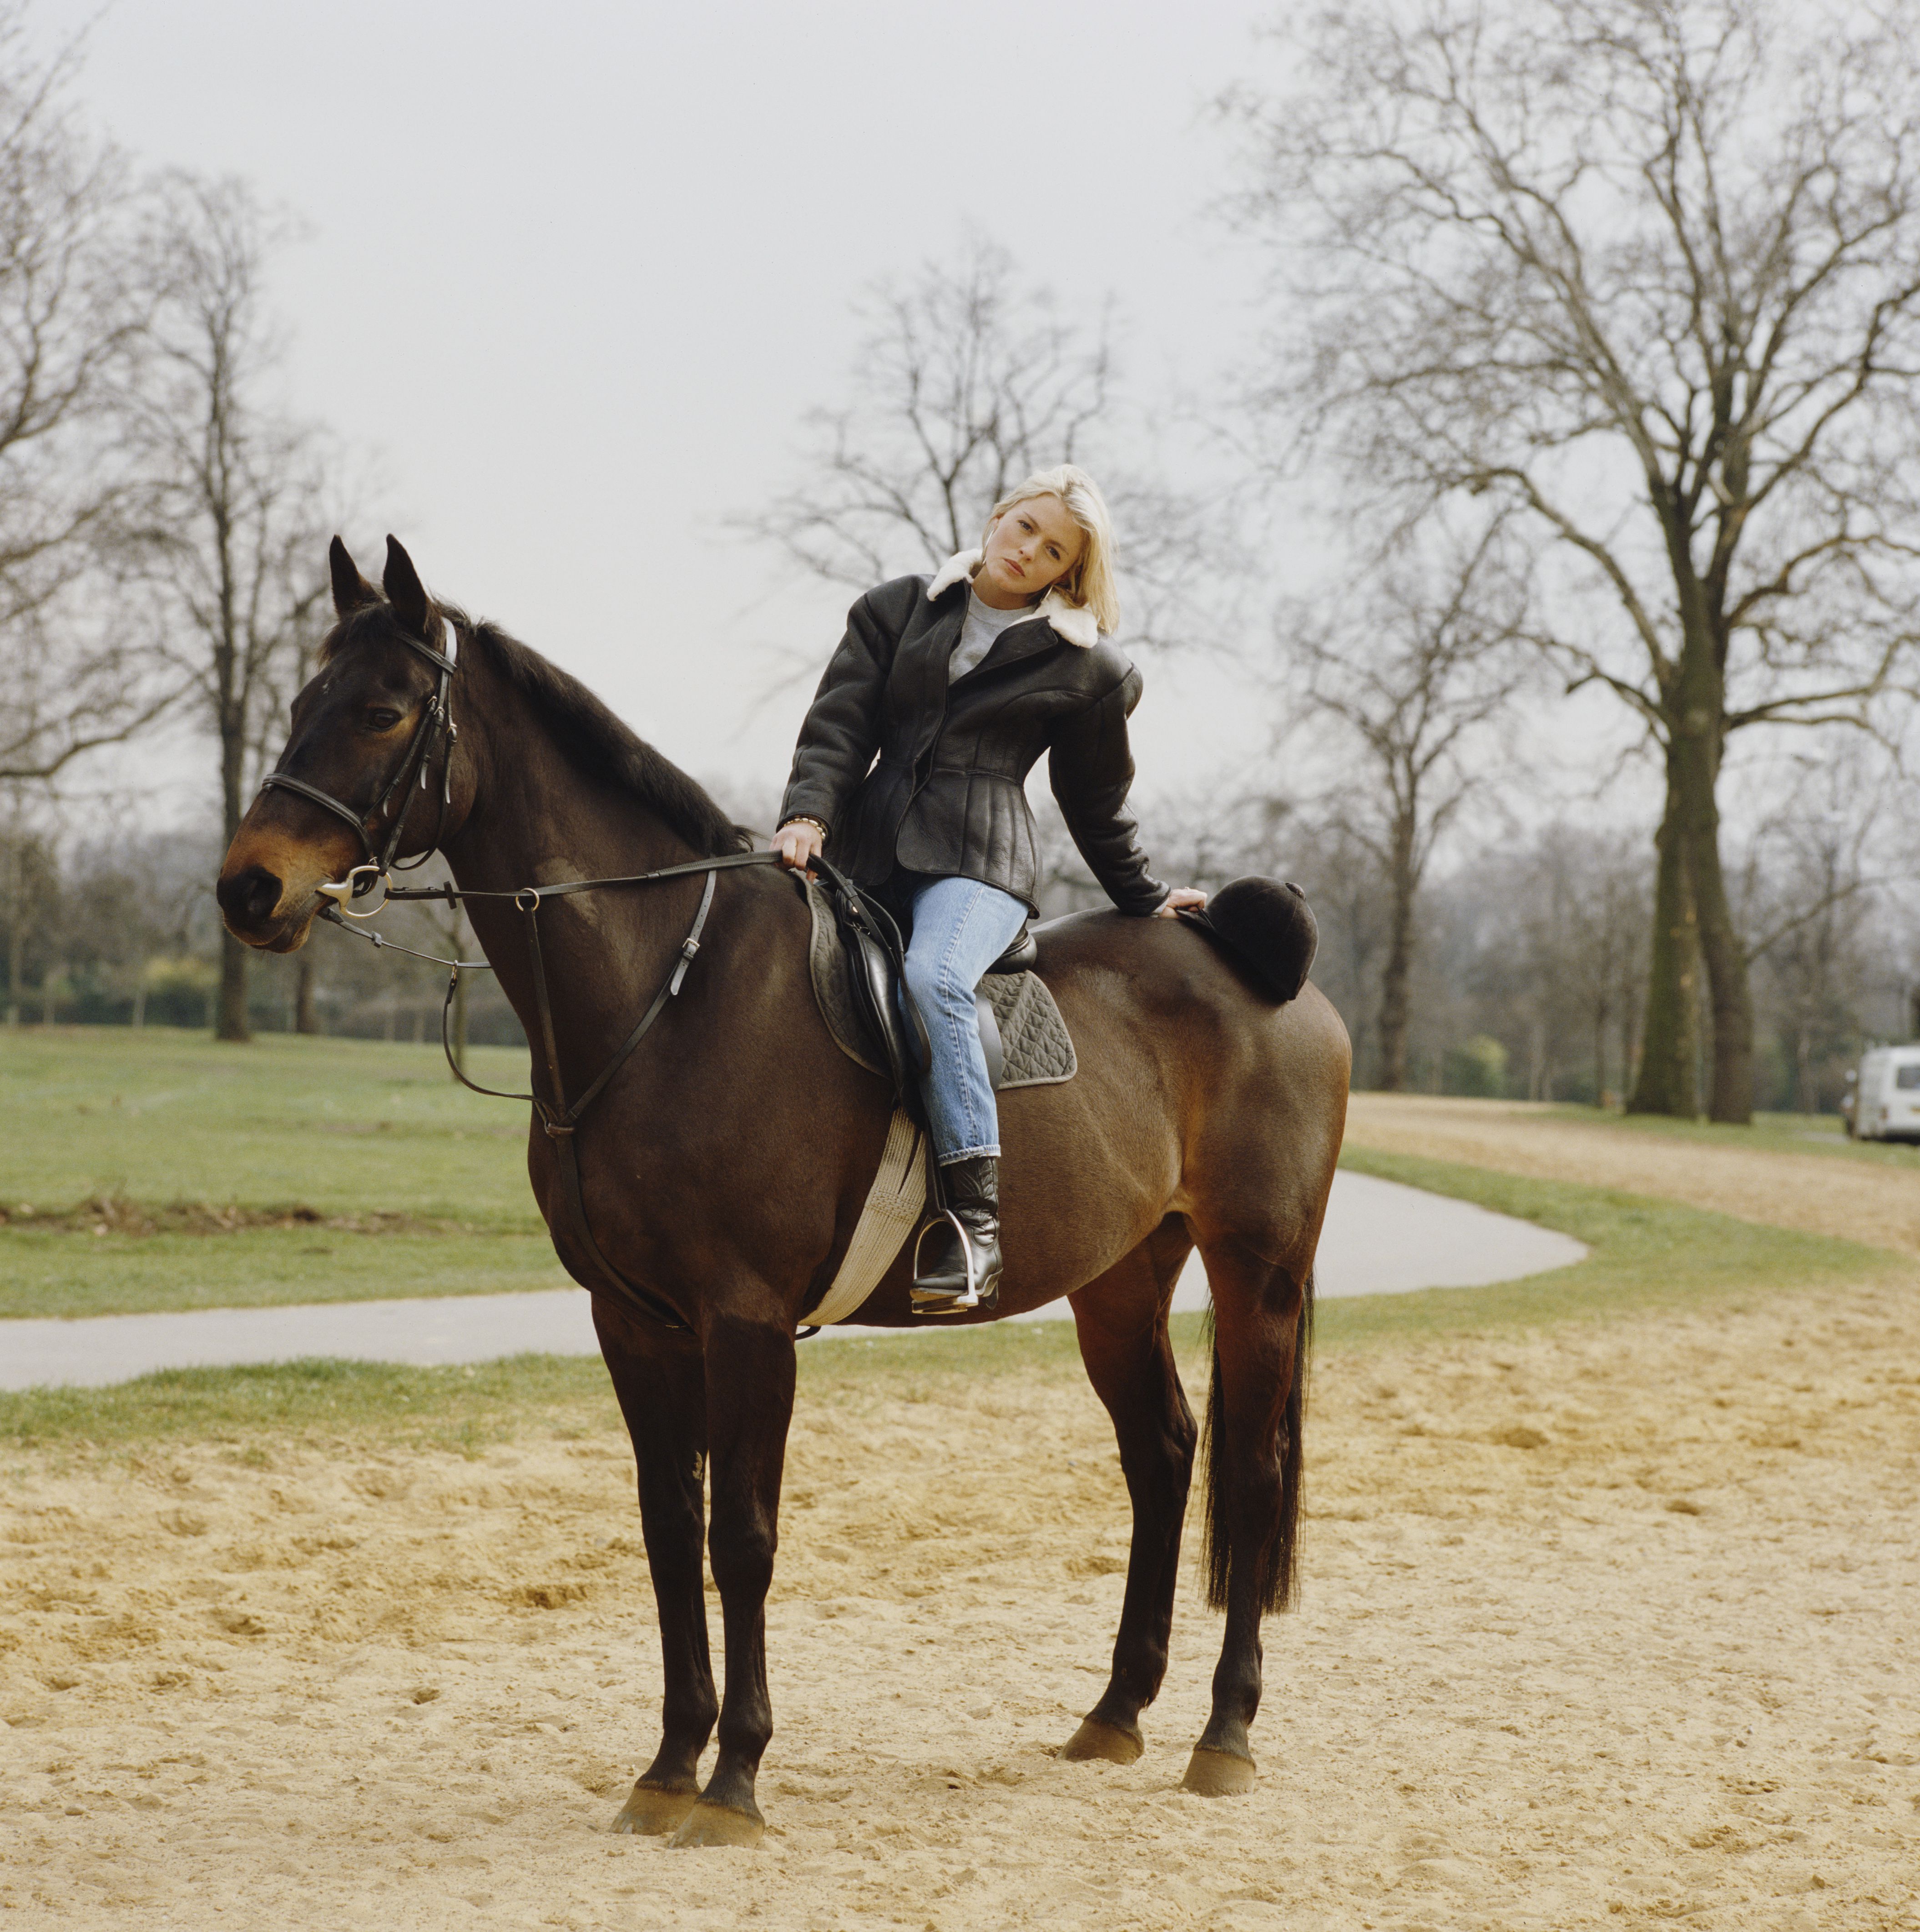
[1231,0,1920,1121]
[745,240,1217,656]
[0,600,177,785]
[1283,519,1527,1090]
[0,10,174,785]
[122,174,333,1043]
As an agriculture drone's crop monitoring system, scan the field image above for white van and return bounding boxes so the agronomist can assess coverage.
[1849,1045,1920,1142]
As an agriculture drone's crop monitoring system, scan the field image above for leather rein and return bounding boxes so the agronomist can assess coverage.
[254,615,790,1337]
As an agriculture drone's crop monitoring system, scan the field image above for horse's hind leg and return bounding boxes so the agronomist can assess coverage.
[1184,1238,1310,1798]
[1059,1216,1198,1766]
[593,1309,716,1837]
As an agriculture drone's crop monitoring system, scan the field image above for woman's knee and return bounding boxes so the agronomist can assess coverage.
[903,944,963,1017]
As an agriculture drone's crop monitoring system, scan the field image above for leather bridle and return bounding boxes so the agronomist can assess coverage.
[257,621,460,916]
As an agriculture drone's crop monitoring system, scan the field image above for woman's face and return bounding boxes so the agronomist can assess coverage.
[975,495,1085,608]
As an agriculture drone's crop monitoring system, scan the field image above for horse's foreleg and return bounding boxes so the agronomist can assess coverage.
[1185,1238,1309,1798]
[593,1308,716,1837]
[670,1308,796,1850]
[1059,1218,1197,1766]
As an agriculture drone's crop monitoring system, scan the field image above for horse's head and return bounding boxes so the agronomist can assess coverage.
[217,535,468,953]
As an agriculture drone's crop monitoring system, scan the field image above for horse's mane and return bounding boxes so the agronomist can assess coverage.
[326,600,748,859]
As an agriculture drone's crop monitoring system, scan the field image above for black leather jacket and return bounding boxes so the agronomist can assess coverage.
[778,568,1168,917]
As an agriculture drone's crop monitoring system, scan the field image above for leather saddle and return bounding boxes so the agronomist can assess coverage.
[808,857,1036,1104]
[812,856,929,1112]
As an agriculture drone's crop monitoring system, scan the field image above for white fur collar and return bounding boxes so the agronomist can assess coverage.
[925,548,1099,648]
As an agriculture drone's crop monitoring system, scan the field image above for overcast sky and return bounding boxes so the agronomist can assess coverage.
[38,0,1295,823]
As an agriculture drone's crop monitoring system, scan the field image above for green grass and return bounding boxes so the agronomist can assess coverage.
[1541,1102,1920,1171]
[0,1226,570,1319]
[2,1150,1901,1452]
[0,1025,552,1316]
[0,1025,539,1216]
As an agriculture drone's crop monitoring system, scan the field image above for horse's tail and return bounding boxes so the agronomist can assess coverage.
[1200,1271,1314,1615]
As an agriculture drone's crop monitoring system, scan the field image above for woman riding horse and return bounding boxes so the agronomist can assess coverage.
[772,465,1206,1315]
[217,527,1346,1837]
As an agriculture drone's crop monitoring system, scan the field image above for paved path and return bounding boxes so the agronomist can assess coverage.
[0,1170,1585,1391]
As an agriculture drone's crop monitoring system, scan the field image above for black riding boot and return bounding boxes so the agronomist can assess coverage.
[912,1155,1002,1315]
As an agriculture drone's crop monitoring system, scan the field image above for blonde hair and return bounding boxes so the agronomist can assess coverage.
[983,464,1120,636]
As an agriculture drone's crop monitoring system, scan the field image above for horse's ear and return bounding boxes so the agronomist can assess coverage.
[382,535,432,638]
[329,536,376,618]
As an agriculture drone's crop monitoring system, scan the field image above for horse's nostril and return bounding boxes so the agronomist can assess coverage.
[218,864,284,928]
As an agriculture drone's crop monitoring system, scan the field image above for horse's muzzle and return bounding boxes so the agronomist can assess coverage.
[218,862,282,928]
[216,863,316,951]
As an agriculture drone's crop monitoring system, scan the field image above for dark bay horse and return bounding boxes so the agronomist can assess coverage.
[217,538,1350,1849]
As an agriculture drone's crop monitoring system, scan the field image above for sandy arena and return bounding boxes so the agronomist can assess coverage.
[4,1273,1917,1929]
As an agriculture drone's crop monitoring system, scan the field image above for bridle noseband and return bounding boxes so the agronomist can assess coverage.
[258,620,460,916]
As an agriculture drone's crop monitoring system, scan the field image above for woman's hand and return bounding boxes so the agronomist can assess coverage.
[772,819,825,869]
[1156,887,1208,918]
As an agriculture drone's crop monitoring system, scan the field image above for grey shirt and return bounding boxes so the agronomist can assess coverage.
[950,590,1034,681]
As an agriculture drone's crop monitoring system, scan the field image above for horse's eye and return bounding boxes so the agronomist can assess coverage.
[365,707,402,731]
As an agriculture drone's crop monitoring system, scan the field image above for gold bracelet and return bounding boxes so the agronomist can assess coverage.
[781,816,828,843]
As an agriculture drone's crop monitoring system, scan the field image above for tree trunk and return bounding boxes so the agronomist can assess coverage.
[1374,817,1417,1092]
[294,954,318,1035]
[1665,570,1753,1122]
[217,931,248,1041]
[1628,779,1700,1116]
[1684,772,1754,1125]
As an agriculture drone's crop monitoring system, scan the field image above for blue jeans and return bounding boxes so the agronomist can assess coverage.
[899,875,1029,1164]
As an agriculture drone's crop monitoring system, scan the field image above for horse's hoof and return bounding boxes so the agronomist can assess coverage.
[668,1800,765,1849]
[1060,1716,1144,1765]
[611,1779,698,1835]
[1181,1745,1257,1796]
